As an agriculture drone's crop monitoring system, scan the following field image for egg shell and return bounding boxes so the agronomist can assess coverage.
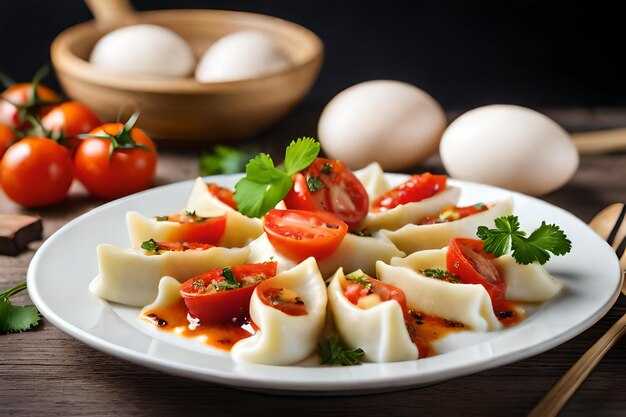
[440,105,579,196]
[318,80,446,171]
[90,24,195,77]
[195,30,292,83]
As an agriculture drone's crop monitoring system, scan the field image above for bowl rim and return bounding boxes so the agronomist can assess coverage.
[51,8,324,94]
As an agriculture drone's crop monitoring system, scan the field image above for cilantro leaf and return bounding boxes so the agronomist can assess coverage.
[306,176,325,192]
[318,338,364,366]
[284,137,320,175]
[141,239,159,252]
[199,145,252,176]
[0,282,41,334]
[476,215,572,265]
[234,138,321,218]
[212,267,241,291]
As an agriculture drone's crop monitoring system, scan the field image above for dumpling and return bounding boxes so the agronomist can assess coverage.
[140,276,182,313]
[353,162,390,200]
[377,257,501,332]
[327,268,419,362]
[381,198,514,254]
[185,177,263,247]
[89,243,249,306]
[230,258,327,365]
[126,210,227,249]
[359,186,462,232]
[247,232,405,277]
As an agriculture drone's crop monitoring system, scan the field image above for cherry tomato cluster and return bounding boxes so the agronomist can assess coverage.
[0,71,158,207]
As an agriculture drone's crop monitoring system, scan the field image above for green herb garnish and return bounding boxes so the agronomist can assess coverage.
[234,138,320,218]
[321,163,332,175]
[307,176,325,192]
[0,282,41,334]
[141,239,159,252]
[192,279,205,289]
[318,338,365,366]
[420,268,462,283]
[476,215,572,265]
[199,145,254,176]
[344,271,372,288]
[155,215,169,222]
[212,267,240,291]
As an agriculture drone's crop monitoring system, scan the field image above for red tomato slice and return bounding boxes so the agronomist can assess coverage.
[207,183,238,210]
[446,238,504,301]
[372,173,447,212]
[419,203,489,225]
[165,212,227,245]
[283,158,369,227]
[180,262,277,324]
[258,285,308,316]
[343,276,409,319]
[263,209,348,262]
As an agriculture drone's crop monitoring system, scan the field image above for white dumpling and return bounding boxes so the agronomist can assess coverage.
[327,268,419,362]
[359,186,462,231]
[247,232,405,278]
[89,243,249,306]
[492,254,563,302]
[140,276,182,314]
[378,258,501,332]
[353,162,390,200]
[381,198,514,254]
[186,177,263,247]
[230,258,327,365]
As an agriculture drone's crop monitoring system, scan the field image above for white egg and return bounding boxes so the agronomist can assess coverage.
[90,24,195,77]
[440,105,579,196]
[195,30,292,82]
[318,80,447,170]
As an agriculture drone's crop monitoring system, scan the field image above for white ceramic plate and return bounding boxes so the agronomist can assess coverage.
[27,174,623,395]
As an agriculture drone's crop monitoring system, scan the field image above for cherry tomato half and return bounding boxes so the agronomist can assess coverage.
[343,275,409,316]
[146,241,214,252]
[74,123,157,200]
[283,158,369,228]
[0,83,61,129]
[180,262,278,323]
[41,102,101,153]
[207,183,238,210]
[418,203,489,225]
[258,285,308,316]
[164,212,226,245]
[446,238,503,300]
[372,173,447,212]
[0,137,73,207]
[263,209,348,263]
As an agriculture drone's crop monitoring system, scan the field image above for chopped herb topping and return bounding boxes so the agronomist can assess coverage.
[192,279,204,289]
[349,229,372,237]
[307,176,325,192]
[318,338,364,366]
[212,267,240,291]
[325,223,339,229]
[141,239,160,252]
[185,209,196,216]
[420,268,462,283]
[474,202,486,210]
[155,215,169,221]
[321,163,332,175]
[344,271,372,288]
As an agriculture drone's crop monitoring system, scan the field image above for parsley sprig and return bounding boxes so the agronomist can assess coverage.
[318,338,365,366]
[199,145,254,176]
[476,215,572,265]
[234,138,320,218]
[0,282,41,334]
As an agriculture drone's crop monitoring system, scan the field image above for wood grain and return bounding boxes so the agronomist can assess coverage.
[1,108,625,417]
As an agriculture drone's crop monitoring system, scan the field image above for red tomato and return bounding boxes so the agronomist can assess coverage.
[263,209,348,262]
[165,212,226,245]
[0,83,61,129]
[283,158,369,228]
[207,183,237,210]
[74,122,157,200]
[258,285,308,316]
[149,241,214,252]
[180,262,278,323]
[41,102,101,153]
[419,203,489,225]
[0,124,16,159]
[372,173,447,212]
[446,238,503,300]
[0,137,73,207]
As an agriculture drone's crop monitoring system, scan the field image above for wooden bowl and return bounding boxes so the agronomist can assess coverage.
[51,0,323,142]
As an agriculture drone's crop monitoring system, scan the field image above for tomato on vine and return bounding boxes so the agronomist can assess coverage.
[0,123,16,159]
[74,112,157,200]
[41,101,101,153]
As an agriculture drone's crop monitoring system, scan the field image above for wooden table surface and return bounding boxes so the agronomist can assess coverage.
[1,107,625,417]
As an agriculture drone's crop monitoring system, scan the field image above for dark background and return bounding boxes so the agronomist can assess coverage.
[1,0,624,112]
